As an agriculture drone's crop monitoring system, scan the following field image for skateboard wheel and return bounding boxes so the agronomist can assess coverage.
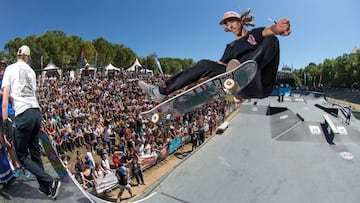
[224,79,240,92]
[151,114,160,123]
[233,96,242,104]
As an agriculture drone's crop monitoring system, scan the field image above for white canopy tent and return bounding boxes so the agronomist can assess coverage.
[79,63,96,77]
[126,58,153,75]
[104,63,121,77]
[105,63,121,71]
[41,62,62,78]
[126,58,142,72]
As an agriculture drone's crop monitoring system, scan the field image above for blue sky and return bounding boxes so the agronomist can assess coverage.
[1,0,359,69]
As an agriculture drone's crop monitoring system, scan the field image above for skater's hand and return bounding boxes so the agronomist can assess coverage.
[4,136,12,148]
[271,18,291,36]
[2,119,10,137]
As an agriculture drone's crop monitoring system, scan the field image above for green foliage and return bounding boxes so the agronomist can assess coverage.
[5,30,358,86]
[293,50,360,89]
[1,31,195,74]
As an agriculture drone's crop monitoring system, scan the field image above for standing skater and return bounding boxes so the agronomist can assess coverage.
[345,106,352,125]
[1,45,61,198]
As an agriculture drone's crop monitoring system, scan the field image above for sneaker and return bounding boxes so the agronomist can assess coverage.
[49,179,61,199]
[13,168,22,177]
[23,169,31,179]
[226,59,241,72]
[38,184,51,197]
[138,80,167,102]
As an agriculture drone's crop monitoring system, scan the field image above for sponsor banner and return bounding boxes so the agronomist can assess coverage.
[140,152,158,170]
[168,137,182,154]
[95,172,118,194]
[182,134,191,144]
[158,146,168,161]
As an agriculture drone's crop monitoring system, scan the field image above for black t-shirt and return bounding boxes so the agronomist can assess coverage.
[116,168,128,185]
[220,27,265,63]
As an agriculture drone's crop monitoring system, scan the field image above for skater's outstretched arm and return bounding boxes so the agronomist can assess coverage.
[263,18,291,37]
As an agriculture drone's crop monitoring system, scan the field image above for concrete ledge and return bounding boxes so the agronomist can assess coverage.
[323,114,339,134]
[216,121,230,134]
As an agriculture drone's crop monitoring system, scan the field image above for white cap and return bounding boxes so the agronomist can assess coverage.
[219,11,241,25]
[17,45,31,56]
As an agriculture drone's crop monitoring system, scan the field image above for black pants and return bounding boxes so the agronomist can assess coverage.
[164,36,279,98]
[14,108,54,188]
[164,60,226,94]
[240,36,280,98]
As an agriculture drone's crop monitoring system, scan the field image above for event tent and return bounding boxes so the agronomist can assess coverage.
[126,58,153,75]
[105,63,121,71]
[42,61,62,78]
[126,58,142,72]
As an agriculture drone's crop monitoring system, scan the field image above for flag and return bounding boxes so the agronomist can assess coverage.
[40,55,43,69]
[304,72,307,86]
[79,47,85,69]
[318,72,323,87]
[94,50,98,68]
[154,55,164,74]
[312,75,316,87]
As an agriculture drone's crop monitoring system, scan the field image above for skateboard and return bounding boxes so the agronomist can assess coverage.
[0,138,13,184]
[140,60,258,123]
[39,130,70,183]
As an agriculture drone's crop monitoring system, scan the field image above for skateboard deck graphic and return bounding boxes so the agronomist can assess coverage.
[39,130,70,182]
[140,60,258,123]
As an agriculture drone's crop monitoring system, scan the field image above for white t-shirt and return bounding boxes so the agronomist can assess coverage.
[101,158,111,172]
[1,61,40,116]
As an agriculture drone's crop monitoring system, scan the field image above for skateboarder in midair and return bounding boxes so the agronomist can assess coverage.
[138,8,291,102]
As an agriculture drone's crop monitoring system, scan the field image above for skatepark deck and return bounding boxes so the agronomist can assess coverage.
[0,161,95,203]
[134,92,360,203]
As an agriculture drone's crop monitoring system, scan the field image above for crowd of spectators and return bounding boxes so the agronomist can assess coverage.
[38,69,235,190]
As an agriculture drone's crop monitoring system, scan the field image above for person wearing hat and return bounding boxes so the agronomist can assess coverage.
[1,45,61,198]
[138,8,291,102]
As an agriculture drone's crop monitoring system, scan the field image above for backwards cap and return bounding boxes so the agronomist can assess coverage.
[219,11,241,25]
[219,8,255,27]
[17,45,31,56]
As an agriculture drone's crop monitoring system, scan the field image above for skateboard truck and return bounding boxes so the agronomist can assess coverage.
[224,78,242,100]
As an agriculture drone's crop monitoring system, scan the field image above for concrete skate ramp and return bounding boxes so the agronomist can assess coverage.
[315,104,339,117]
[135,94,360,203]
[0,162,94,203]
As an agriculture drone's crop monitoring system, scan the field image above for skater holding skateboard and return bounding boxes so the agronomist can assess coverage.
[139,8,291,102]
[0,57,15,188]
[1,45,61,198]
